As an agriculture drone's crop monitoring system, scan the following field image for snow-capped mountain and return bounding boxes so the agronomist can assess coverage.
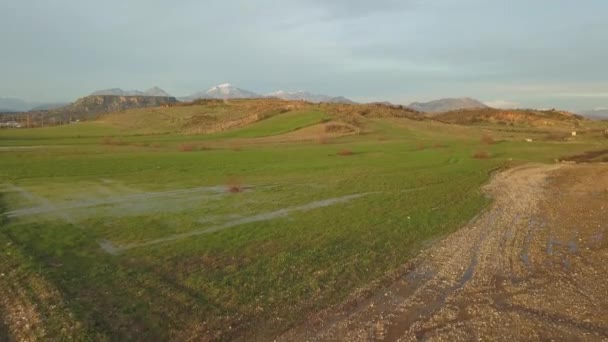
[91,87,171,97]
[183,84,260,101]
[266,90,356,104]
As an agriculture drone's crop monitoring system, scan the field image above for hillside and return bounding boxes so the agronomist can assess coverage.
[434,107,584,126]
[97,98,310,134]
[409,97,488,113]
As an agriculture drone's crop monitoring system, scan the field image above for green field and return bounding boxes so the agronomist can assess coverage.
[1,104,606,340]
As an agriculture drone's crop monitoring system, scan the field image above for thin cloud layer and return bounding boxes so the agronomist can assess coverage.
[0,0,607,110]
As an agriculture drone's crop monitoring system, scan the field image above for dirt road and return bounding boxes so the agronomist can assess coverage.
[279,163,608,341]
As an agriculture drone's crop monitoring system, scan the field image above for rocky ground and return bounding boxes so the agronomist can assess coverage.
[279,163,608,341]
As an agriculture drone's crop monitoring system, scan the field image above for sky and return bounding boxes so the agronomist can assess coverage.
[1,0,607,111]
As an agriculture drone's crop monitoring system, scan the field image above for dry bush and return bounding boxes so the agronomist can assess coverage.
[226,177,243,193]
[433,143,448,149]
[318,135,329,144]
[472,150,491,159]
[178,143,196,152]
[152,143,162,148]
[481,134,496,145]
[544,132,570,141]
[337,149,354,156]
[416,143,426,150]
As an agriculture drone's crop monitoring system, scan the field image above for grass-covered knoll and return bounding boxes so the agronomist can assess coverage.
[1,101,607,340]
[434,107,583,127]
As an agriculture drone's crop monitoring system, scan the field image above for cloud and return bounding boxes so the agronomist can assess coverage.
[484,100,519,109]
[297,0,417,19]
[549,92,608,98]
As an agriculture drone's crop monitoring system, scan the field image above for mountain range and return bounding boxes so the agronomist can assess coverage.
[266,90,356,104]
[181,84,259,101]
[181,84,355,104]
[408,97,489,113]
[91,86,171,97]
[580,108,608,120]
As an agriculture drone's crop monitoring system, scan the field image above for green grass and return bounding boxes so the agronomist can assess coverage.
[1,110,607,340]
[211,110,328,138]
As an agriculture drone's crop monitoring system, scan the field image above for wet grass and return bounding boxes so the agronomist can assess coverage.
[1,112,607,340]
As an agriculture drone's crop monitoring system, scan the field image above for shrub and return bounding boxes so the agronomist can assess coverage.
[337,149,354,156]
[546,133,568,141]
[481,134,496,145]
[472,150,491,159]
[178,144,195,152]
[226,177,242,193]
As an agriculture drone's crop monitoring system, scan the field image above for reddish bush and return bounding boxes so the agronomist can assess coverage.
[337,149,354,156]
[178,143,195,152]
[226,177,243,193]
[472,150,491,159]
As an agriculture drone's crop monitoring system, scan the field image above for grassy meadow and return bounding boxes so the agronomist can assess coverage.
[1,102,607,340]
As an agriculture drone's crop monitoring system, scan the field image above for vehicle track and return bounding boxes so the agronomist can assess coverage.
[278,163,608,341]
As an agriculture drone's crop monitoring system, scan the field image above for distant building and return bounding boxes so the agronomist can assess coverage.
[571,131,577,136]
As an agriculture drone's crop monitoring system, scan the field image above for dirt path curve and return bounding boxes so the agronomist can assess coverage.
[278,163,608,341]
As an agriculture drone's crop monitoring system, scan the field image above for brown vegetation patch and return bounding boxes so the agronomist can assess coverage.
[481,134,496,145]
[337,149,354,156]
[324,123,356,134]
[226,177,243,193]
[544,132,570,141]
[100,137,130,146]
[559,149,608,163]
[472,150,491,159]
[178,143,196,152]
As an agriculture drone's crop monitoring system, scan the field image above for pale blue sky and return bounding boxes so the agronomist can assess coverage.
[1,0,607,110]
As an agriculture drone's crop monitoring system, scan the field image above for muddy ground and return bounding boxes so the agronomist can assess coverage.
[279,163,608,341]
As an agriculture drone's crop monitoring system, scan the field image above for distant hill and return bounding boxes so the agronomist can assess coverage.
[408,97,488,113]
[0,97,70,112]
[182,84,260,101]
[581,108,608,120]
[267,90,356,104]
[91,87,171,97]
[434,108,583,126]
[40,95,178,122]
[0,97,34,112]
[30,102,70,111]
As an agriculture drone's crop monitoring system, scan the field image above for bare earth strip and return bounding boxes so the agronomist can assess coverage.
[278,164,608,341]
